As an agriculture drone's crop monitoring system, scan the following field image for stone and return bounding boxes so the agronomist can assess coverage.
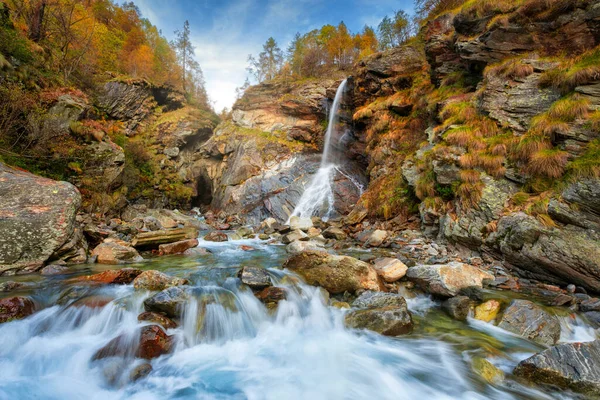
[130,363,152,382]
[345,293,413,336]
[158,239,199,255]
[498,300,560,346]
[289,216,313,231]
[406,262,494,297]
[204,231,228,242]
[306,227,322,238]
[372,258,408,283]
[281,229,308,244]
[236,226,254,238]
[132,227,199,248]
[0,296,35,323]
[322,227,347,240]
[0,281,26,292]
[93,325,173,360]
[260,218,277,231]
[581,298,600,313]
[74,268,142,285]
[441,296,471,321]
[40,264,70,275]
[143,286,190,318]
[164,147,179,158]
[472,357,505,385]
[514,340,600,396]
[92,242,143,265]
[80,141,125,191]
[133,270,188,291]
[286,240,324,254]
[361,230,388,247]
[0,164,83,274]
[344,205,368,225]
[474,300,502,323]
[137,312,177,329]
[183,247,210,256]
[283,251,384,294]
[255,286,287,308]
[240,266,272,290]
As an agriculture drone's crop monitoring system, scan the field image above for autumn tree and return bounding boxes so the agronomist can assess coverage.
[247,37,283,82]
[414,0,465,21]
[378,10,411,50]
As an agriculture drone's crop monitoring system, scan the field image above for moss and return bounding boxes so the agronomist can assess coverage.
[567,138,600,179]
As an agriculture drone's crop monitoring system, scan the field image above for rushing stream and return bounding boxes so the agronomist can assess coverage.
[0,236,597,399]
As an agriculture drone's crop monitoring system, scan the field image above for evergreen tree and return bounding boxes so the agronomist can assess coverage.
[173,20,194,93]
[247,37,283,83]
[377,10,411,50]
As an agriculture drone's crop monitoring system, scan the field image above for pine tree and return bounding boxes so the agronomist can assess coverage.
[173,20,195,93]
[247,37,283,83]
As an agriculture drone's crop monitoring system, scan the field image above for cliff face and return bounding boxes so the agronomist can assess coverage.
[194,78,367,224]
[349,0,600,291]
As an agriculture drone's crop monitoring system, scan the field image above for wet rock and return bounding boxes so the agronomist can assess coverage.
[585,312,600,328]
[260,218,277,231]
[130,363,152,382]
[92,242,143,265]
[40,264,70,275]
[283,251,384,294]
[0,281,26,292]
[71,295,114,309]
[331,301,350,309]
[514,340,600,396]
[158,239,199,255]
[306,227,322,238]
[75,268,142,285]
[441,296,471,321]
[132,227,199,248]
[322,227,347,240]
[580,298,600,313]
[372,258,408,283]
[281,229,308,244]
[204,231,228,242]
[360,230,388,247]
[472,357,505,385]
[289,216,313,232]
[255,286,287,308]
[133,270,188,291]
[236,226,254,238]
[0,164,83,275]
[344,205,368,225]
[286,240,324,254]
[239,245,256,251]
[239,266,271,290]
[498,300,560,346]
[143,286,190,318]
[345,292,413,336]
[474,300,502,323]
[137,312,177,329]
[184,247,210,256]
[406,262,494,298]
[0,296,35,323]
[93,325,173,361]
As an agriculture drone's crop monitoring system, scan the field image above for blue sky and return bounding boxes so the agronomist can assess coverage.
[132,0,414,110]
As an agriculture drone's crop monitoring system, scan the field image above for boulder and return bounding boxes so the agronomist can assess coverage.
[441,296,471,321]
[286,240,324,254]
[239,266,272,290]
[498,300,560,346]
[474,300,501,323]
[80,141,125,191]
[0,164,83,274]
[133,270,188,291]
[322,227,347,240]
[137,312,177,329]
[281,229,308,244]
[0,281,26,292]
[0,296,35,323]
[360,230,388,247]
[472,357,505,385]
[158,239,199,255]
[75,268,142,285]
[345,292,413,336]
[91,242,143,265]
[283,251,383,294]
[40,265,70,275]
[372,258,408,283]
[289,216,313,231]
[132,227,199,248]
[514,340,600,396]
[406,262,494,297]
[580,298,600,313]
[130,363,153,382]
[93,325,173,360]
[143,286,190,318]
[204,231,228,242]
[255,286,287,308]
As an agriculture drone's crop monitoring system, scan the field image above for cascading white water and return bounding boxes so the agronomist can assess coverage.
[290,79,348,221]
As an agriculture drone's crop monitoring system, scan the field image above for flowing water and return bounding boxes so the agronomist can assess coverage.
[290,79,349,220]
[0,236,597,399]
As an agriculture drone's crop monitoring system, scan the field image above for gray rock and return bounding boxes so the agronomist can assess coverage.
[352,291,406,309]
[322,227,347,240]
[514,340,600,396]
[442,296,472,321]
[143,286,190,318]
[498,300,560,346]
[0,164,84,275]
[345,293,413,336]
[372,258,408,283]
[239,266,271,290]
[580,298,600,313]
[281,229,308,244]
[406,262,494,297]
[288,216,313,231]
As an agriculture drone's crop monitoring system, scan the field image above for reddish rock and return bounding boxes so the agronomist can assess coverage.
[137,312,177,329]
[158,239,199,255]
[255,287,287,306]
[93,325,173,360]
[0,296,35,323]
[204,231,228,242]
[92,242,144,264]
[133,270,188,291]
[239,245,256,251]
[71,295,114,309]
[74,268,142,285]
[216,223,230,230]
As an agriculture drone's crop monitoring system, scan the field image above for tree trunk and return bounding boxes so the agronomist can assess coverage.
[29,0,47,43]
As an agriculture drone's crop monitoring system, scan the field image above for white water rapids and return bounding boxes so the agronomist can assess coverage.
[0,236,595,399]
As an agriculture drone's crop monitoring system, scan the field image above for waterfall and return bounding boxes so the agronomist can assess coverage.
[289,79,348,221]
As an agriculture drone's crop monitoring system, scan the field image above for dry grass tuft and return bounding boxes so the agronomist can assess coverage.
[527,149,569,178]
[456,181,485,208]
[460,169,481,184]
